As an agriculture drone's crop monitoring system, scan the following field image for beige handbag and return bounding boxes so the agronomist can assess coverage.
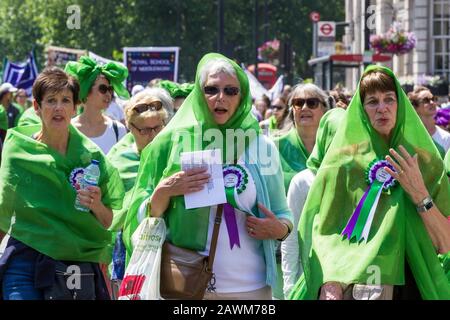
[160,204,223,300]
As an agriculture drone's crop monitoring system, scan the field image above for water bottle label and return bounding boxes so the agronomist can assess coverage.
[69,167,86,191]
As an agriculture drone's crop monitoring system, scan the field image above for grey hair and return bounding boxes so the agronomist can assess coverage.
[288,83,333,110]
[199,58,239,89]
[125,87,174,125]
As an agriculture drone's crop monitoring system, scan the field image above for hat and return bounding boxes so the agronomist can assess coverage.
[0,83,18,96]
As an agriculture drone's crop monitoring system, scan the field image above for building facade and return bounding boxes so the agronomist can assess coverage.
[344,0,450,90]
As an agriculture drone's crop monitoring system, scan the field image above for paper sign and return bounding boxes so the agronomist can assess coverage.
[180,149,226,209]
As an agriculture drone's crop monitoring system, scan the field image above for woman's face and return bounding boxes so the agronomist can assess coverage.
[204,72,241,125]
[255,100,268,116]
[86,76,113,110]
[129,114,164,152]
[363,90,398,140]
[35,88,76,132]
[15,91,28,106]
[414,90,437,118]
[271,98,288,123]
[291,92,326,129]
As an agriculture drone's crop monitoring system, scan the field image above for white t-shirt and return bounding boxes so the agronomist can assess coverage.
[90,118,127,154]
[432,126,450,153]
[201,163,266,293]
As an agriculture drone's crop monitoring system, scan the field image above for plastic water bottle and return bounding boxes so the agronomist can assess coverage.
[75,160,101,212]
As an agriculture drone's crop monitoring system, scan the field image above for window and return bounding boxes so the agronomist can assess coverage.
[432,0,450,79]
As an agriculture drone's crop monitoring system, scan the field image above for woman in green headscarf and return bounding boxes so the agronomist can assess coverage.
[274,83,332,191]
[65,56,130,154]
[281,107,346,299]
[106,87,173,293]
[158,80,194,113]
[125,53,293,300]
[0,67,125,300]
[289,66,450,300]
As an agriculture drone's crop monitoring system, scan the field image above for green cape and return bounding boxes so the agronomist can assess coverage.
[306,108,347,174]
[274,127,309,191]
[445,149,450,177]
[0,124,125,263]
[17,106,41,127]
[289,66,450,300]
[123,53,261,263]
[106,132,140,232]
[65,56,130,101]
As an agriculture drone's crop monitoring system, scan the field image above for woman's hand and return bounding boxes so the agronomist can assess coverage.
[245,203,289,240]
[384,145,429,205]
[77,186,112,228]
[319,282,344,300]
[77,186,102,211]
[158,167,210,197]
[149,167,210,218]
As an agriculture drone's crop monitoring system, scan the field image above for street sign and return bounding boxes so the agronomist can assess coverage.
[310,11,320,22]
[318,21,336,38]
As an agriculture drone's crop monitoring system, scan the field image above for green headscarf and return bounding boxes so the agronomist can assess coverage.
[289,66,450,300]
[0,124,125,263]
[65,56,130,102]
[306,108,347,174]
[123,53,261,263]
[159,80,195,98]
[274,127,309,191]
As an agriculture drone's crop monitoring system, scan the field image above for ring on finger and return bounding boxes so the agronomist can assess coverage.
[249,227,254,233]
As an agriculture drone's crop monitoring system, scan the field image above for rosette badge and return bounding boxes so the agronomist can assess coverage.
[341,159,397,242]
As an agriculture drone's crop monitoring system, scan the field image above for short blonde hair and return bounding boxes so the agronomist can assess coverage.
[125,88,173,126]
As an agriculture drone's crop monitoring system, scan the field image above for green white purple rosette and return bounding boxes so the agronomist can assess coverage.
[342,159,397,242]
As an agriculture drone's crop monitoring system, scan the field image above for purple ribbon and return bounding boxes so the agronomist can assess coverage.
[341,185,371,239]
[224,203,241,249]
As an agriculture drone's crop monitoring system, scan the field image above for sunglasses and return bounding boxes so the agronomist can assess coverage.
[130,122,163,135]
[133,101,163,113]
[97,84,114,95]
[418,96,437,105]
[270,105,285,111]
[291,98,322,109]
[204,86,240,96]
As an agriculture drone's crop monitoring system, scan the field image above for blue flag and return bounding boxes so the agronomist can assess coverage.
[2,51,39,97]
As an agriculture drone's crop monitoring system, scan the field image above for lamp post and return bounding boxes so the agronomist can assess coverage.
[254,0,259,79]
[217,0,224,53]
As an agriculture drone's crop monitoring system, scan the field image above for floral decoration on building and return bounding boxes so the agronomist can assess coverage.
[370,22,416,55]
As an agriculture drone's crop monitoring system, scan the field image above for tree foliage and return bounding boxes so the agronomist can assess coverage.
[0,0,344,83]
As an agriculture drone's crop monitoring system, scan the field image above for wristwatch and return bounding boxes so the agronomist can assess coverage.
[277,222,292,241]
[416,196,434,213]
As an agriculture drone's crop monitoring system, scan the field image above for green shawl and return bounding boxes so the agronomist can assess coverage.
[0,124,125,263]
[123,53,261,262]
[289,66,450,300]
[106,132,140,232]
[17,106,41,127]
[274,127,309,191]
[0,105,7,130]
[65,56,130,101]
[306,108,347,174]
[445,149,450,177]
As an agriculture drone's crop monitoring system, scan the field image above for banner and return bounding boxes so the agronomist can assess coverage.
[123,47,179,92]
[245,69,284,101]
[46,46,87,69]
[2,51,39,97]
[88,51,125,67]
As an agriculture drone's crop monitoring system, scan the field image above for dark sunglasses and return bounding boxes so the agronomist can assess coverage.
[133,101,163,113]
[270,105,285,111]
[130,122,163,135]
[291,98,322,109]
[97,84,114,95]
[204,86,240,96]
[418,96,437,105]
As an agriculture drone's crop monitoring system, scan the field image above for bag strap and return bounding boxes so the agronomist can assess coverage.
[112,120,119,142]
[206,204,223,272]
